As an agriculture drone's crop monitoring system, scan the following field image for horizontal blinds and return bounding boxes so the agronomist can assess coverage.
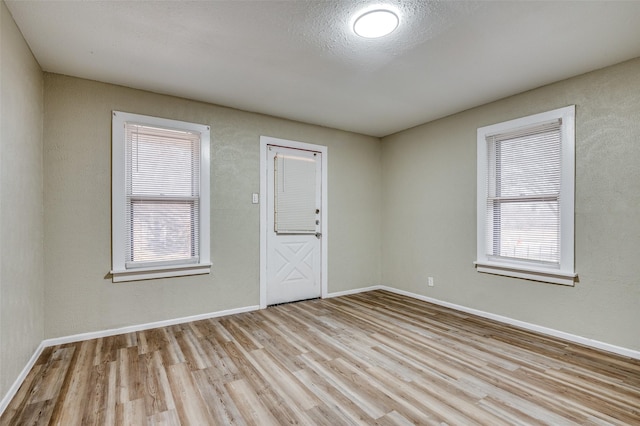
[486,119,562,264]
[274,154,317,233]
[125,123,201,266]
[127,200,199,266]
[127,125,200,197]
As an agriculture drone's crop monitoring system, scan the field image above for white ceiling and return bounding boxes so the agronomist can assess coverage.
[6,0,640,137]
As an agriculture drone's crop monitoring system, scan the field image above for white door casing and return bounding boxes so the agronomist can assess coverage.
[260,137,327,308]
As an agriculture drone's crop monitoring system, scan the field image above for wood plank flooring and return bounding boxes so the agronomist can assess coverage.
[2,290,639,425]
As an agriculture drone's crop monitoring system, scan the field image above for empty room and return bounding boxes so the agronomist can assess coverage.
[1,0,639,424]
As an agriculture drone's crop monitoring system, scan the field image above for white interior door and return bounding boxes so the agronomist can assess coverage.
[266,145,321,305]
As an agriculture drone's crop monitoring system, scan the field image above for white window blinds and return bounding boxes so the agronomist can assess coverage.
[485,119,562,264]
[125,123,201,267]
[274,154,318,234]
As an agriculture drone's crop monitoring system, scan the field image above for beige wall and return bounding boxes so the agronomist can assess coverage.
[43,74,381,338]
[382,58,640,351]
[0,2,44,397]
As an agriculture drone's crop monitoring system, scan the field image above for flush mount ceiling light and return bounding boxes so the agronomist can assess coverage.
[353,9,399,38]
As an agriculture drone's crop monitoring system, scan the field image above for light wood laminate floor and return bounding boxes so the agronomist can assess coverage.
[2,290,639,425]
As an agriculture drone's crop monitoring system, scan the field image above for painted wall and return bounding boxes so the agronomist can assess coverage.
[0,2,44,397]
[43,74,381,338]
[381,58,640,351]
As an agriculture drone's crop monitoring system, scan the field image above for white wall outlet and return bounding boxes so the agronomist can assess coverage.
[252,193,259,204]
[428,277,434,287]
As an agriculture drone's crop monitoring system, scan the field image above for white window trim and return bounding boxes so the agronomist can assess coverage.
[475,105,576,286]
[111,111,211,282]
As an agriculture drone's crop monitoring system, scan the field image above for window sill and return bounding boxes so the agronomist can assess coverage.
[110,263,212,283]
[474,261,576,286]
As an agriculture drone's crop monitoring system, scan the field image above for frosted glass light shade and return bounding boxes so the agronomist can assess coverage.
[353,9,399,38]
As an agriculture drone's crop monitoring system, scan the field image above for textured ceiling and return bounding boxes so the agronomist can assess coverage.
[6,0,640,137]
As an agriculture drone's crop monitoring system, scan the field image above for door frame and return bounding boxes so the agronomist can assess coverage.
[259,136,328,309]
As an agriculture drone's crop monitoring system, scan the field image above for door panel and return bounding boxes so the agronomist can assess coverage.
[267,146,321,305]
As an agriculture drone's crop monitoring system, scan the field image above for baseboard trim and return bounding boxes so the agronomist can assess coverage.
[0,341,46,416]
[378,285,640,360]
[325,285,382,299]
[43,304,261,347]
[0,304,259,416]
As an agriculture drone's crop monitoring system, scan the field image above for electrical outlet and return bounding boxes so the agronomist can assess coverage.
[428,277,434,287]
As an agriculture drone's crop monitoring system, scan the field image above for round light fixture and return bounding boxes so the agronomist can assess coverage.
[353,9,399,38]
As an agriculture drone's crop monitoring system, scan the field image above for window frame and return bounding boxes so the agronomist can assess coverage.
[111,111,211,282]
[475,106,576,286]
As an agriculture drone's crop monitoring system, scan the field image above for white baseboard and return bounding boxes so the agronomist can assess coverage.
[325,285,382,299]
[43,304,260,347]
[0,341,46,416]
[0,304,259,416]
[378,285,640,360]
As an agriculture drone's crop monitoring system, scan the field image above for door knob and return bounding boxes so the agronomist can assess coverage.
[315,232,322,239]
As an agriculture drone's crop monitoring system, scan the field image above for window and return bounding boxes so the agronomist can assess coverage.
[111,111,210,282]
[476,106,576,285]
